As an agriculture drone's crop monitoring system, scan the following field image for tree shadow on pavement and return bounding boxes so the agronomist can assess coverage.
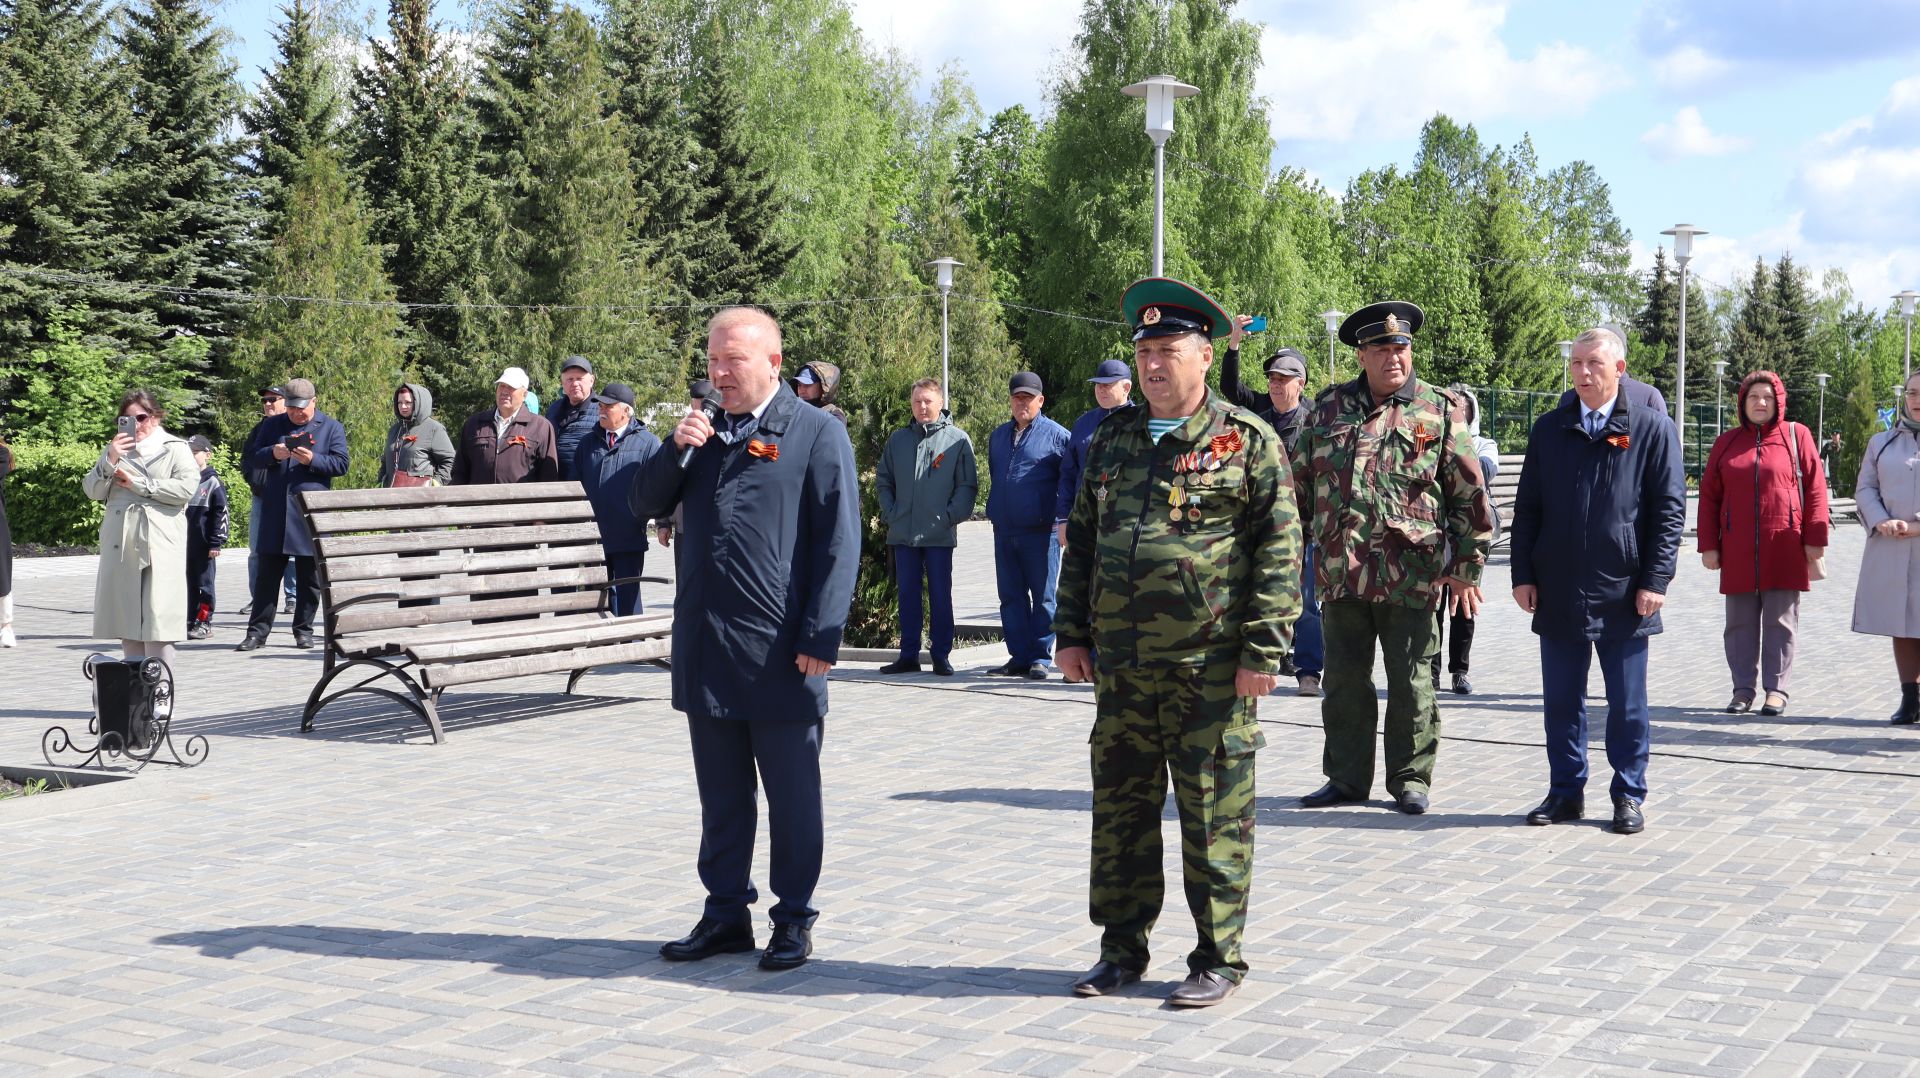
[153,925,1066,998]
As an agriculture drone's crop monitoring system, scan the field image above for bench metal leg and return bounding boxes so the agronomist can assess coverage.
[302,657,445,744]
[564,667,591,696]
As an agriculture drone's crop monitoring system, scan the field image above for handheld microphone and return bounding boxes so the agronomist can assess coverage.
[678,394,725,468]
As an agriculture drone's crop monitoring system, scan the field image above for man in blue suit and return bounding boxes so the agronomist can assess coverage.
[631,307,859,972]
[988,371,1069,679]
[1510,327,1686,835]
[236,377,349,652]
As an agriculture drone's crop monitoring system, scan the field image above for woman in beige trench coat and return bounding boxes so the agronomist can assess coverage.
[1856,370,1920,725]
[82,389,198,666]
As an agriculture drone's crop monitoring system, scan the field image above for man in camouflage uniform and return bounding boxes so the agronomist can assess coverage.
[1054,277,1302,1007]
[1292,301,1493,816]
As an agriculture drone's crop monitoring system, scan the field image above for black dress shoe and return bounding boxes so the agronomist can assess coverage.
[1394,789,1429,815]
[293,633,315,650]
[233,636,265,652]
[931,658,955,676]
[1612,797,1645,835]
[1300,782,1363,808]
[1167,970,1236,1007]
[989,660,1023,676]
[659,917,754,961]
[1071,960,1142,997]
[878,658,920,674]
[758,922,812,971]
[1525,795,1584,825]
[1451,674,1472,695]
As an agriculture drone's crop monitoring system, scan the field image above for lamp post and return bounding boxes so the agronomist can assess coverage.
[1318,309,1344,387]
[926,257,962,404]
[1121,75,1199,276]
[1662,223,1707,467]
[1557,339,1573,393]
[1713,359,1729,431]
[1815,371,1830,445]
[1896,290,1920,381]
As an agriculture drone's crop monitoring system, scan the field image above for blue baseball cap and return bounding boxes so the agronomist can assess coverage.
[1088,360,1132,384]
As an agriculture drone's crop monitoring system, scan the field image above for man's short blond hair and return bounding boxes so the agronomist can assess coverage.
[707,306,783,352]
[1572,326,1626,364]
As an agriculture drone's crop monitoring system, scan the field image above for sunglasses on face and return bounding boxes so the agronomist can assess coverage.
[126,413,152,423]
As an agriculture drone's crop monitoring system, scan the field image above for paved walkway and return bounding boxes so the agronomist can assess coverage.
[1,522,1916,1076]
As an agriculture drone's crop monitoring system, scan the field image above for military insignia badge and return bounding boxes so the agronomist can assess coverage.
[1142,306,1162,326]
[1384,313,1400,335]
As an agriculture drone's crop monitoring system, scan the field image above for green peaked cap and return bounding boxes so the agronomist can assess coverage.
[1120,277,1233,342]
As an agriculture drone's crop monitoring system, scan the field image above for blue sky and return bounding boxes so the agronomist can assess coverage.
[216,0,1920,314]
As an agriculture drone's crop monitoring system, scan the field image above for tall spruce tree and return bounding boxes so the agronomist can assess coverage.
[114,0,258,420]
[1770,251,1818,419]
[1730,257,1784,383]
[465,1,674,413]
[955,104,1041,344]
[0,0,155,367]
[350,0,487,401]
[686,31,798,305]
[240,0,339,224]
[1475,157,1566,388]
[601,0,703,292]
[228,148,403,486]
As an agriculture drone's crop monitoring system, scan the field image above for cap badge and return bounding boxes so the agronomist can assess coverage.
[1142,306,1161,326]
[1384,313,1400,334]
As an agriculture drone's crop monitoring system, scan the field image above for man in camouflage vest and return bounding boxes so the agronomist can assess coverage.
[1292,301,1493,815]
[1054,277,1303,1007]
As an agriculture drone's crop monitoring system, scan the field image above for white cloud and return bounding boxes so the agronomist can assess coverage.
[1794,77,1920,249]
[1647,45,1734,92]
[1640,106,1749,160]
[1637,213,1920,320]
[1636,0,1920,93]
[844,0,1075,114]
[1255,0,1623,145]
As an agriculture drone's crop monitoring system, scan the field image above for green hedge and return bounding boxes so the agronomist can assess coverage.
[3,442,251,550]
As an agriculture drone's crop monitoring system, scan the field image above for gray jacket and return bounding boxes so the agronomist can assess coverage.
[380,382,455,486]
[876,417,978,548]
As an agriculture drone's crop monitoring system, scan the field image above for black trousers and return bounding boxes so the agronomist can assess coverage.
[188,553,217,626]
[1430,591,1476,678]
[686,714,824,929]
[248,553,319,640]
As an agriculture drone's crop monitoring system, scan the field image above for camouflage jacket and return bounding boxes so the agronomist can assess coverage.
[1291,375,1493,610]
[1054,391,1303,673]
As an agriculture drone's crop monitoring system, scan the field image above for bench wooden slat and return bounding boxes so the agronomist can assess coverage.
[406,621,672,664]
[326,543,608,583]
[302,482,584,510]
[419,638,675,689]
[309,501,595,534]
[332,591,605,637]
[330,565,610,604]
[336,612,672,658]
[315,522,604,559]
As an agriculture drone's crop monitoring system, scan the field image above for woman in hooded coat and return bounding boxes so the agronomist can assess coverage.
[379,382,455,487]
[1855,370,1920,725]
[83,388,199,667]
[1698,369,1829,716]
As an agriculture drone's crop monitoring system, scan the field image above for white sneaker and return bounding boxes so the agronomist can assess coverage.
[0,626,14,648]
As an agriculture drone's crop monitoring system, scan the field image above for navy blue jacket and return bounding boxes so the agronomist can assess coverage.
[630,384,859,722]
[1054,403,1132,524]
[247,412,350,558]
[987,414,1068,532]
[578,420,661,554]
[546,396,602,480]
[1510,393,1686,640]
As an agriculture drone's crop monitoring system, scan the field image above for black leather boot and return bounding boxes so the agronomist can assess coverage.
[1892,683,1920,726]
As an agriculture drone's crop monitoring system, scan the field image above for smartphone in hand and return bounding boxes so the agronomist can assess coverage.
[284,431,315,452]
[1245,316,1268,333]
[115,415,137,440]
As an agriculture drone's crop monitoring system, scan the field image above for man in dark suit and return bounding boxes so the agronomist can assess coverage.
[631,307,859,972]
[235,378,350,652]
[1554,327,1668,417]
[1510,327,1686,835]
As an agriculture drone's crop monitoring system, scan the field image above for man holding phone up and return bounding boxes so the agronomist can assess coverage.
[236,378,349,652]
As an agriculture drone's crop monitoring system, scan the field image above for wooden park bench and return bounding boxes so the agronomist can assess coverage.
[296,482,672,743]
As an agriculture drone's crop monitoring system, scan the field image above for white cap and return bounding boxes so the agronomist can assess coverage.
[496,366,530,391]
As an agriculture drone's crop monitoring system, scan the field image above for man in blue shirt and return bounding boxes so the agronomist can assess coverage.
[988,371,1069,679]
[1054,359,1135,549]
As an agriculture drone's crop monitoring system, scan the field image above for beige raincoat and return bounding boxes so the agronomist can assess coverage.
[83,430,198,641]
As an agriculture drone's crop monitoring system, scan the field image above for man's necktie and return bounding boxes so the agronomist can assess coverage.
[607,430,616,450]
[1586,411,1602,438]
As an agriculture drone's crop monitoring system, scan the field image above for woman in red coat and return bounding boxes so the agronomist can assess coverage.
[1698,370,1830,715]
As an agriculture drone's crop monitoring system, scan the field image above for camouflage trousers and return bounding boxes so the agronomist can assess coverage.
[1090,661,1265,981]
[1320,599,1440,797]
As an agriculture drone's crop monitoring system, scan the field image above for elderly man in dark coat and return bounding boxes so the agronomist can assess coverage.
[1511,327,1686,835]
[632,306,859,974]
[236,378,350,652]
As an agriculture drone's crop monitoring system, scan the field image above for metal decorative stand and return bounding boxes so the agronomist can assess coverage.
[43,655,208,772]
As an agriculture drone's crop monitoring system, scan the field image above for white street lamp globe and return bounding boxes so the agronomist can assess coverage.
[926,257,962,294]
[1661,223,1708,264]
[1896,290,1920,318]
[1319,310,1344,337]
[1557,340,1574,361]
[1121,75,1199,145]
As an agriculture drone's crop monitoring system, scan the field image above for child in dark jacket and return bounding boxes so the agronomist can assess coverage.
[185,435,231,639]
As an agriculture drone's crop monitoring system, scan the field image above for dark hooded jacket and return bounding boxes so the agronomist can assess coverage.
[791,360,847,424]
[380,382,456,487]
[1698,370,1829,594]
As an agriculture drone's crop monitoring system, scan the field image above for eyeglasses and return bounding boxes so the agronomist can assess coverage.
[127,413,152,423]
